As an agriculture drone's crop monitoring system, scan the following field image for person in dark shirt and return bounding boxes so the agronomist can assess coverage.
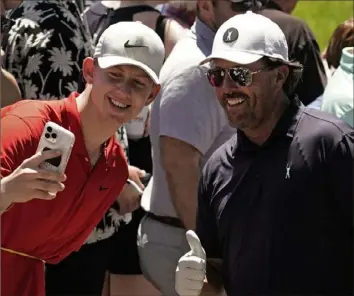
[258,0,327,106]
[176,12,353,296]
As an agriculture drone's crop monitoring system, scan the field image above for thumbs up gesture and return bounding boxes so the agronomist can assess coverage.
[175,230,206,296]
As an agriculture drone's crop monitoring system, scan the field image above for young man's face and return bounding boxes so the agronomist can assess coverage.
[83,57,159,126]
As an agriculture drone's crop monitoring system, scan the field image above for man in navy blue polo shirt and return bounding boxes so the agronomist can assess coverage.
[176,12,353,296]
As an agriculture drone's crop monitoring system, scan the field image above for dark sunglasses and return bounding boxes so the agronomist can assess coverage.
[207,66,274,88]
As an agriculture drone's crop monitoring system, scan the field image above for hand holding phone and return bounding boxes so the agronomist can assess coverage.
[1,122,74,209]
[0,149,67,207]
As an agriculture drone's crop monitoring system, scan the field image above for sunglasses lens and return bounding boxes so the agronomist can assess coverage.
[207,69,225,87]
[230,68,252,87]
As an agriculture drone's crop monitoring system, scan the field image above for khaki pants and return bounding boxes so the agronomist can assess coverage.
[137,215,189,296]
[137,215,227,296]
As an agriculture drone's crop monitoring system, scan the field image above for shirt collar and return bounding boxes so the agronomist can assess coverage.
[190,17,215,46]
[233,96,304,153]
[63,92,121,168]
[340,47,354,74]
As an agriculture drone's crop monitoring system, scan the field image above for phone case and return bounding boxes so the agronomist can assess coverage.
[36,121,75,174]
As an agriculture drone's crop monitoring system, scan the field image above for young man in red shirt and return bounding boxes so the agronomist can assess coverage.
[0,21,165,296]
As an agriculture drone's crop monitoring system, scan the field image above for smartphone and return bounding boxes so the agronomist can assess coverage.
[36,121,75,174]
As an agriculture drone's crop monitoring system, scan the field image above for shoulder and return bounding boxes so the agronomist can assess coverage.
[160,36,209,79]
[297,107,354,149]
[1,99,68,159]
[258,9,316,46]
[158,64,222,126]
[259,8,308,29]
[2,99,64,130]
[159,64,211,102]
[161,63,207,87]
[322,68,353,105]
[1,101,49,174]
[201,136,236,182]
[163,18,188,56]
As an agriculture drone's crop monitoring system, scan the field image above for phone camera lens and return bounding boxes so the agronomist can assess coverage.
[45,133,50,139]
[52,133,57,139]
[47,126,52,132]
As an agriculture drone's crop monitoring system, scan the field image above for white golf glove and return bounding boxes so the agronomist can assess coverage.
[175,230,206,296]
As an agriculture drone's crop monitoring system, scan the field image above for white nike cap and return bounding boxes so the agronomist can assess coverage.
[200,11,289,65]
[94,22,165,84]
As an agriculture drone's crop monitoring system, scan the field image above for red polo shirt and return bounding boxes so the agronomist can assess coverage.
[1,93,128,296]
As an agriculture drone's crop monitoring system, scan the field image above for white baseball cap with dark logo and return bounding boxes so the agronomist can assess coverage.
[94,21,165,84]
[200,11,289,65]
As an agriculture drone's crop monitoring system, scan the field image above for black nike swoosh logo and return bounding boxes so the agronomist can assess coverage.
[99,185,108,191]
[124,40,148,48]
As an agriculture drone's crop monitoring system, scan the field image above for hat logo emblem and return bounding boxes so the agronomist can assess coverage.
[124,40,148,49]
[223,28,239,43]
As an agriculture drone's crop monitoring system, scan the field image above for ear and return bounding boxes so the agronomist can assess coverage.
[196,0,215,21]
[145,84,161,106]
[82,57,95,85]
[275,65,289,88]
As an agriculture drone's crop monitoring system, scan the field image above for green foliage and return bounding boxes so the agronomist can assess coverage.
[293,1,353,51]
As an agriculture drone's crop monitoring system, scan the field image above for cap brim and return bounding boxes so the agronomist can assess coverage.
[97,56,160,84]
[200,50,263,66]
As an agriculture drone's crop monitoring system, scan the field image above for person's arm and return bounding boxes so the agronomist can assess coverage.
[159,66,222,230]
[328,132,354,226]
[116,165,145,215]
[160,136,201,229]
[293,24,327,106]
[196,164,224,292]
[0,115,66,214]
[164,18,187,57]
[325,131,354,292]
[0,68,22,107]
[175,157,224,296]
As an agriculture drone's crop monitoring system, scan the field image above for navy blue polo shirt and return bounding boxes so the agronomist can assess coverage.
[197,97,354,295]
